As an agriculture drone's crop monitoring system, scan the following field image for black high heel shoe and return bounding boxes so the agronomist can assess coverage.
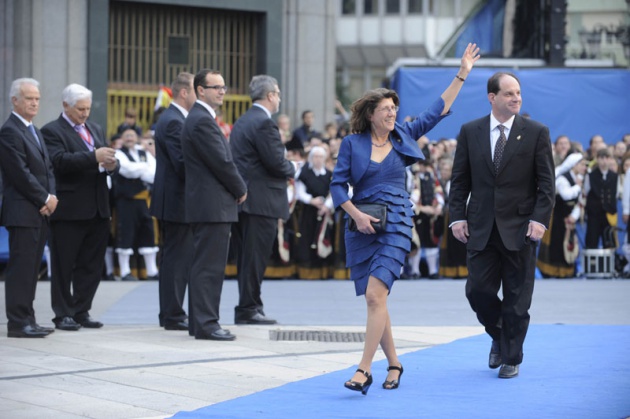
[344,368,373,395]
[382,364,403,389]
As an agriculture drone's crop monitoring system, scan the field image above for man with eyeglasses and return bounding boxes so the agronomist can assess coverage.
[181,69,247,341]
[229,75,295,325]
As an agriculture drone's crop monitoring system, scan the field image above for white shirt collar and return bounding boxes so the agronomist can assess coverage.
[253,103,271,119]
[196,100,216,118]
[61,112,83,129]
[171,102,189,118]
[310,165,327,176]
[12,111,32,127]
[490,113,515,132]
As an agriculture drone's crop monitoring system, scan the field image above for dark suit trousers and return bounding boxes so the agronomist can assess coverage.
[158,221,192,326]
[233,213,277,321]
[189,222,231,337]
[465,223,536,365]
[5,225,48,330]
[49,218,109,321]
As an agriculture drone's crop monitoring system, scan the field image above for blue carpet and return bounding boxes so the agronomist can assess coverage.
[171,325,630,419]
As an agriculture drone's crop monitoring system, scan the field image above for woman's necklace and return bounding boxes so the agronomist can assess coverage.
[372,135,390,148]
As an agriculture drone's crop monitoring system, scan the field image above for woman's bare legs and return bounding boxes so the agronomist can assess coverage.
[347,276,394,384]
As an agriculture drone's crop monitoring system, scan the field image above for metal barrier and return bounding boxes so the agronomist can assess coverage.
[106,89,251,139]
[582,248,616,279]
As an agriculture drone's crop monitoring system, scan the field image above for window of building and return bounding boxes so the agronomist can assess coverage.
[386,0,400,15]
[408,0,423,14]
[363,0,377,15]
[342,0,356,15]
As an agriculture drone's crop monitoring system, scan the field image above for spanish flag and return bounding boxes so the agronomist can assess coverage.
[155,86,173,111]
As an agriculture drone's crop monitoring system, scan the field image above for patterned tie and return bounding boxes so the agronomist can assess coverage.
[27,124,42,150]
[74,124,94,151]
[494,125,507,175]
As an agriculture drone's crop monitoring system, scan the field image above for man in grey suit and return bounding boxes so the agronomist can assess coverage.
[449,72,555,379]
[150,72,196,331]
[229,75,295,325]
[182,69,247,341]
[0,78,58,338]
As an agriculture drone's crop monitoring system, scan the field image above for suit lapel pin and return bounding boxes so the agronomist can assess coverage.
[516,135,522,141]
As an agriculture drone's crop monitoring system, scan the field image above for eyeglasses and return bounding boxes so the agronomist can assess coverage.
[202,85,228,92]
[375,106,399,114]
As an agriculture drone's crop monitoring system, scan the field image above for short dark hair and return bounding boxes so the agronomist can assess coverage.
[301,110,313,120]
[193,69,221,98]
[349,88,400,134]
[487,72,520,95]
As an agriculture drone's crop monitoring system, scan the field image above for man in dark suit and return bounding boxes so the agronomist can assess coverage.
[41,83,118,331]
[449,72,555,379]
[230,75,295,325]
[150,72,196,331]
[182,69,247,341]
[0,78,58,338]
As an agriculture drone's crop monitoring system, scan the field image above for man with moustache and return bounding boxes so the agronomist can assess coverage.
[0,78,58,337]
[41,83,118,331]
[182,69,247,340]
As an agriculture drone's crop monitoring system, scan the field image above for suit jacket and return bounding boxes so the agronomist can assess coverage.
[449,114,555,252]
[230,105,295,220]
[150,104,186,222]
[182,102,246,223]
[330,97,448,209]
[41,115,115,221]
[0,113,56,227]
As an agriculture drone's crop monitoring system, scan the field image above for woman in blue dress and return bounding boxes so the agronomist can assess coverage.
[331,43,480,395]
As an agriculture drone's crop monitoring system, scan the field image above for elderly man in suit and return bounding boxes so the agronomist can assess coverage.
[150,72,196,331]
[41,83,118,331]
[0,78,58,338]
[182,69,247,341]
[449,72,555,379]
[229,75,295,325]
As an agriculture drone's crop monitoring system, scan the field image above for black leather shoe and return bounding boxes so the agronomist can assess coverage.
[235,313,277,325]
[75,316,103,328]
[195,328,236,341]
[8,325,51,338]
[33,323,55,334]
[489,340,501,369]
[498,364,519,378]
[146,274,159,281]
[164,321,189,331]
[121,274,138,281]
[55,316,82,331]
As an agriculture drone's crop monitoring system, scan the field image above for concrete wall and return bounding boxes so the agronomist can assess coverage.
[1,0,88,127]
[283,0,337,133]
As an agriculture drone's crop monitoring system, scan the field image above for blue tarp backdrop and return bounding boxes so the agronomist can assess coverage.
[391,67,630,146]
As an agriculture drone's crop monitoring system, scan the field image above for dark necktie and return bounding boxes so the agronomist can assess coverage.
[28,124,42,150]
[494,125,507,175]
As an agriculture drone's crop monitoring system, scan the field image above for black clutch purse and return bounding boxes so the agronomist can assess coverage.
[348,203,388,232]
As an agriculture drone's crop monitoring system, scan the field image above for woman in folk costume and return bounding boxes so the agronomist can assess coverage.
[438,157,468,278]
[537,152,586,278]
[294,146,334,278]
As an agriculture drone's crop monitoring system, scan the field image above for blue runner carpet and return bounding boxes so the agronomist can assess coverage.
[171,325,630,419]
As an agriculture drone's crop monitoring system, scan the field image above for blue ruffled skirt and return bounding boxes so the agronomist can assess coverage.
[345,150,413,296]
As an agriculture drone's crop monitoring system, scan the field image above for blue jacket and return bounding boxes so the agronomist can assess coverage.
[331,97,449,209]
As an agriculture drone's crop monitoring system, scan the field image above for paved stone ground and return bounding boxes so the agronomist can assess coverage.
[0,278,628,418]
